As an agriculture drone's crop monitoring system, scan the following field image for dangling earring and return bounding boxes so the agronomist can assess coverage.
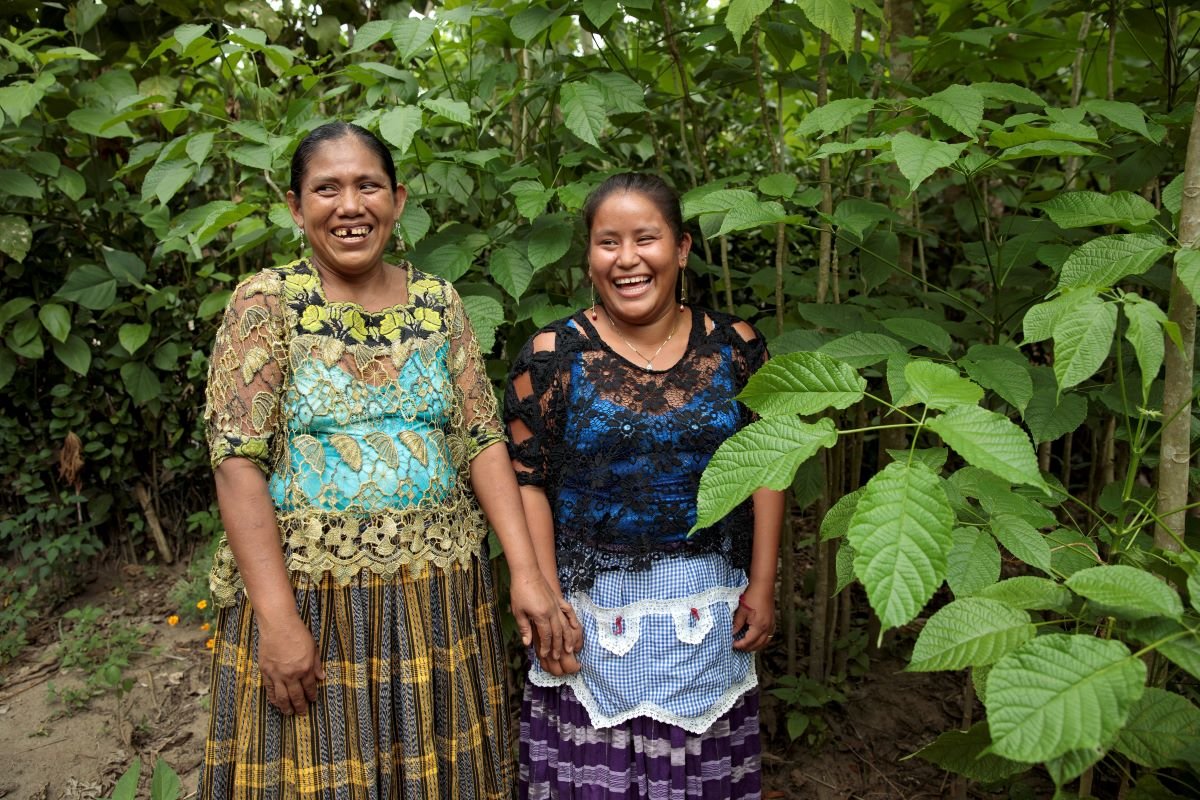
[590,281,598,320]
[679,267,687,312]
[393,221,406,252]
[298,227,305,250]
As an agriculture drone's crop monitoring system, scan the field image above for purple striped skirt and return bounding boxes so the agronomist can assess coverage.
[519,681,762,800]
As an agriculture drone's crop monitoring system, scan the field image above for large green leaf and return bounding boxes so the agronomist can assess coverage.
[795,98,875,138]
[1174,248,1200,303]
[990,514,1052,575]
[392,17,437,61]
[421,97,471,125]
[973,82,1047,108]
[716,200,788,236]
[1023,367,1087,444]
[1083,99,1154,140]
[962,358,1033,413]
[1066,565,1183,621]
[819,488,861,542]
[0,73,56,126]
[927,405,1044,489]
[890,132,965,193]
[725,0,772,46]
[1036,191,1158,230]
[0,215,32,262]
[589,72,647,114]
[985,634,1146,763]
[52,335,91,376]
[379,106,422,155]
[909,597,1034,671]
[37,304,71,343]
[56,264,117,311]
[560,82,607,147]
[736,351,865,416]
[120,362,161,405]
[489,247,534,300]
[461,294,504,354]
[118,323,152,355]
[511,5,563,41]
[528,215,573,269]
[0,170,42,200]
[879,317,953,354]
[1128,619,1200,682]
[797,0,856,51]
[914,722,1028,782]
[977,577,1072,612]
[946,526,1001,597]
[1123,294,1166,397]
[1052,296,1117,390]
[818,332,908,368]
[1057,234,1171,291]
[912,84,983,138]
[693,417,837,531]
[509,180,555,221]
[1114,688,1200,769]
[847,461,954,630]
[581,0,618,27]
[1023,288,1094,344]
[901,360,983,410]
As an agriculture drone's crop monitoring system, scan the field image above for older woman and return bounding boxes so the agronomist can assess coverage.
[506,173,783,799]
[199,122,567,799]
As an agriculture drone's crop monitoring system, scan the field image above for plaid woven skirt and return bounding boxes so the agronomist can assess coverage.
[519,682,761,800]
[197,558,513,800]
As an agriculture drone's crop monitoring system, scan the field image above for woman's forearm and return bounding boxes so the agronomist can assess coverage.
[519,484,562,596]
[749,487,785,586]
[469,442,543,577]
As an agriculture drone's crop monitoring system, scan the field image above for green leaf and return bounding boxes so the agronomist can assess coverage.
[1066,565,1183,621]
[1057,234,1171,291]
[38,304,71,343]
[962,358,1033,413]
[582,0,619,27]
[118,323,152,355]
[912,84,984,138]
[0,215,32,262]
[378,107,422,156]
[120,362,161,405]
[890,132,965,193]
[527,215,573,269]
[461,294,504,354]
[1052,296,1117,390]
[1024,289,1093,344]
[185,131,215,166]
[901,360,983,410]
[737,351,866,416]
[65,107,134,138]
[141,159,195,204]
[589,72,647,114]
[397,204,431,247]
[0,170,42,200]
[757,173,799,198]
[0,298,35,326]
[928,405,1044,489]
[0,349,13,389]
[1046,747,1105,787]
[1023,367,1087,444]
[1129,619,1200,682]
[1123,294,1166,396]
[725,0,772,46]
[174,23,210,50]
[973,82,1047,107]
[914,722,1028,783]
[796,98,874,138]
[977,576,1073,612]
[57,168,86,202]
[818,332,908,368]
[392,18,437,61]
[57,264,117,310]
[813,135,891,157]
[797,0,856,51]
[985,634,1146,763]
[103,249,147,284]
[834,540,857,593]
[489,247,534,300]
[420,97,471,125]
[990,514,1052,575]
[819,488,861,541]
[150,757,181,800]
[693,418,838,532]
[1083,99,1154,141]
[53,335,91,376]
[511,5,562,41]
[1174,249,1200,302]
[420,244,473,282]
[879,317,953,354]
[347,19,394,53]
[198,290,231,319]
[510,180,555,221]
[998,140,1096,160]
[716,200,788,236]
[1047,528,1102,577]
[1114,688,1200,769]
[560,82,608,147]
[847,461,955,630]
[1163,173,1183,216]
[909,597,1035,671]
[946,526,1001,597]
[109,759,141,800]
[1037,191,1158,230]
[0,73,56,126]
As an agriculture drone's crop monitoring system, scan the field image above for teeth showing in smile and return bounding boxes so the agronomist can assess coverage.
[614,276,650,286]
[333,226,371,238]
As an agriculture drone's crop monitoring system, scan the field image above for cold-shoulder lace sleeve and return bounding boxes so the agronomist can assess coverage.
[204,273,288,475]
[729,320,769,400]
[445,285,505,462]
[504,328,565,487]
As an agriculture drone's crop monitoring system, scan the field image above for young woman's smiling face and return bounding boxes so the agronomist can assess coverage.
[287,135,406,277]
[587,190,691,328]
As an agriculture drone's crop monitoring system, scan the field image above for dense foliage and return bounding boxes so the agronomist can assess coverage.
[2,0,1200,794]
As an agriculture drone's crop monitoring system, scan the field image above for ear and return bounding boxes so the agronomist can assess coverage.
[392,183,408,221]
[286,190,303,228]
[678,231,692,265]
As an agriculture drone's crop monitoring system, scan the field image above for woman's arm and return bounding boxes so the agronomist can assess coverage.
[517,483,582,675]
[215,459,324,715]
[732,487,784,652]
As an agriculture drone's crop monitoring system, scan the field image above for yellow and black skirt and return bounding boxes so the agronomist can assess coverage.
[197,557,513,799]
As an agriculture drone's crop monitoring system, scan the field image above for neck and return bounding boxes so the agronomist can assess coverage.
[604,307,679,347]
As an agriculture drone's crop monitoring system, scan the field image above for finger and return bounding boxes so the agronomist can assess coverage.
[560,650,582,675]
[515,610,533,648]
[540,654,565,677]
[302,673,320,703]
[285,680,309,716]
[733,623,763,651]
[731,606,749,634]
[533,612,562,660]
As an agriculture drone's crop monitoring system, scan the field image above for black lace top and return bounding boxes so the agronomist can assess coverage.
[505,308,768,595]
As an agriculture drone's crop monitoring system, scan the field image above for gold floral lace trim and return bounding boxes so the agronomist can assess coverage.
[208,490,489,607]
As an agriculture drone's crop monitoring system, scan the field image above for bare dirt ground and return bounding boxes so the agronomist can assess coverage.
[0,559,1015,800]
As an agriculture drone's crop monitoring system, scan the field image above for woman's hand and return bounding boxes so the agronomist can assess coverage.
[257,612,325,716]
[532,598,583,676]
[510,566,570,664]
[732,580,776,652]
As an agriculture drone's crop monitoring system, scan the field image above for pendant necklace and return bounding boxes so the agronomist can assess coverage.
[604,309,681,369]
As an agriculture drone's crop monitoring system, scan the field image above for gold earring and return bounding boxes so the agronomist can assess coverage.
[590,281,598,320]
[298,227,305,250]
[393,221,405,252]
[679,268,687,312]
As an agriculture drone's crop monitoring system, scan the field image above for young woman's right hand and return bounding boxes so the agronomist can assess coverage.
[535,599,583,676]
[257,613,325,715]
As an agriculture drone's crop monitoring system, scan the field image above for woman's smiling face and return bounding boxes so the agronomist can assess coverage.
[587,190,691,327]
[287,135,406,277]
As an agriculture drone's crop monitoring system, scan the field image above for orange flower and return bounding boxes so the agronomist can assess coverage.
[167,615,179,626]
[196,599,208,610]
[200,622,211,632]
[205,638,215,650]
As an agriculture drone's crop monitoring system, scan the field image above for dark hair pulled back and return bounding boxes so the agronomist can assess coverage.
[289,122,398,196]
[582,173,685,243]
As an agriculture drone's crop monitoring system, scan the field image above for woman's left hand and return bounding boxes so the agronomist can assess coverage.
[510,567,568,661]
[732,580,776,652]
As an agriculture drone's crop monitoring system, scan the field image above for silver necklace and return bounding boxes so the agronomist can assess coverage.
[604,309,681,369]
